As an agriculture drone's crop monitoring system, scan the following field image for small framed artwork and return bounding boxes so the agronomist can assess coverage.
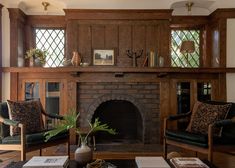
[93,49,115,65]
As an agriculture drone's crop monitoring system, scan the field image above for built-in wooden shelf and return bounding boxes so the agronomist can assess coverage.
[2,66,235,73]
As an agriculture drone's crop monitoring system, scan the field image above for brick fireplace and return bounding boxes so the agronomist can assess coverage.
[77,82,160,144]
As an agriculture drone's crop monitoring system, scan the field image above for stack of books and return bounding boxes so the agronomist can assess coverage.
[170,157,209,168]
[135,156,171,168]
[23,156,69,168]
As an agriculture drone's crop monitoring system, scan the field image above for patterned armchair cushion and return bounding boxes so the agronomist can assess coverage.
[186,101,231,137]
[7,100,44,136]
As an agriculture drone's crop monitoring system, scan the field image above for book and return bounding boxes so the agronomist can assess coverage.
[135,156,171,168]
[22,156,69,168]
[170,157,209,168]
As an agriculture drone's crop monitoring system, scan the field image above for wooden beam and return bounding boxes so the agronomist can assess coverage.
[0,4,3,101]
[64,9,173,20]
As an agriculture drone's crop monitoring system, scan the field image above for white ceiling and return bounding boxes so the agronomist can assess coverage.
[0,0,235,15]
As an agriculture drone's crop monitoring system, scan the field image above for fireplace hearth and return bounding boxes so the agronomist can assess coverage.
[77,82,160,144]
[92,100,143,143]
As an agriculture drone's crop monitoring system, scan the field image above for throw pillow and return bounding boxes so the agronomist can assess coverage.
[186,101,231,136]
[7,100,44,136]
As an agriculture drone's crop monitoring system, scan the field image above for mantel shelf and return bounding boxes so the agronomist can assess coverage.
[2,67,235,73]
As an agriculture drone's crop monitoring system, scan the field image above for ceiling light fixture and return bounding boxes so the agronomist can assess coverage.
[186,1,194,12]
[42,2,50,11]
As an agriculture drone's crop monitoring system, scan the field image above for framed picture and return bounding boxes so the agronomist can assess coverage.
[93,49,115,65]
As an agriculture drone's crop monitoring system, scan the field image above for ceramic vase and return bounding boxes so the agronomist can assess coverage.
[71,51,81,66]
[74,142,92,165]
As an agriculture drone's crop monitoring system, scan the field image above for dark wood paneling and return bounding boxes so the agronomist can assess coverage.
[160,21,170,67]
[64,9,173,20]
[26,15,65,28]
[0,4,3,101]
[132,25,146,67]
[8,8,26,100]
[105,25,118,49]
[91,25,105,49]
[171,16,209,28]
[118,25,132,67]
[77,25,92,64]
[146,25,159,52]
[66,20,77,59]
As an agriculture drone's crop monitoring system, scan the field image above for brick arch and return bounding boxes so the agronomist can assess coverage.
[87,94,145,121]
[86,94,146,142]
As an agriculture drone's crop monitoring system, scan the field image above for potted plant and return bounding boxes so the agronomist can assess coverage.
[25,48,47,67]
[44,109,116,165]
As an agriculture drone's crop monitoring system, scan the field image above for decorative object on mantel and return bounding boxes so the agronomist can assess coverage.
[93,49,115,65]
[126,49,143,67]
[159,56,164,67]
[44,109,116,166]
[148,51,158,67]
[62,58,72,67]
[71,51,82,66]
[80,62,90,67]
[25,48,47,67]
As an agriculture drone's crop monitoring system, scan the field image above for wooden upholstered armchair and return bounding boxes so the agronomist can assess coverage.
[163,101,235,162]
[0,100,70,161]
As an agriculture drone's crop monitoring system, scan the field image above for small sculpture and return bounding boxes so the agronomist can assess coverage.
[71,51,81,66]
[126,49,143,67]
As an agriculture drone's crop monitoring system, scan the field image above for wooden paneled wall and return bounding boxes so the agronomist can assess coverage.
[67,20,170,67]
[64,10,172,67]
[0,4,3,102]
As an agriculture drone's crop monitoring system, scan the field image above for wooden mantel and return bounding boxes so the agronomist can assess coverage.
[2,67,235,73]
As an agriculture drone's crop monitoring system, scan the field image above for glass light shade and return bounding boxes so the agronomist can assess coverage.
[180,41,195,53]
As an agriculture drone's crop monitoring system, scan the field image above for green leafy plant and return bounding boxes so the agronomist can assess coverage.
[44,109,117,144]
[25,48,47,64]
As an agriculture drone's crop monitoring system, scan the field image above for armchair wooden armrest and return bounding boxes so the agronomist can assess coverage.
[41,109,64,120]
[214,119,235,127]
[0,116,20,127]
[167,112,192,121]
[0,116,26,161]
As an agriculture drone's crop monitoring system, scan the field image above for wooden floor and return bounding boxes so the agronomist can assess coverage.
[0,145,235,168]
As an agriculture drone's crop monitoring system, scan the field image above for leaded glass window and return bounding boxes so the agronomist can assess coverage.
[171,30,200,68]
[35,29,65,67]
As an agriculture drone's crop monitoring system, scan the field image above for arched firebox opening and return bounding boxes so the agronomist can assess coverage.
[91,100,143,144]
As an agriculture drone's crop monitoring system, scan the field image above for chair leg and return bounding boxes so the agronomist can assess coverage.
[21,150,26,161]
[93,136,96,151]
[39,149,42,156]
[208,149,213,162]
[163,138,167,159]
[67,141,70,158]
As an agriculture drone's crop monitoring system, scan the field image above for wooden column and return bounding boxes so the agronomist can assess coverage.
[0,4,3,101]
[8,8,26,100]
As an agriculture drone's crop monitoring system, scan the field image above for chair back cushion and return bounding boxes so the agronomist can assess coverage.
[186,101,231,136]
[0,102,10,138]
[7,100,44,136]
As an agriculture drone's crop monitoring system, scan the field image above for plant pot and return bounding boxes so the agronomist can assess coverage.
[74,142,92,166]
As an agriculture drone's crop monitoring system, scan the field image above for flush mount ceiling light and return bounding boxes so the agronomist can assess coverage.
[42,1,50,11]
[186,1,194,12]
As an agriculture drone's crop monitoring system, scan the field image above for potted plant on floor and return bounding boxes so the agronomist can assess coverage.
[44,109,116,165]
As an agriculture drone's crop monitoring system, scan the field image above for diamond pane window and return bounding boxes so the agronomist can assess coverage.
[171,30,200,68]
[35,29,65,67]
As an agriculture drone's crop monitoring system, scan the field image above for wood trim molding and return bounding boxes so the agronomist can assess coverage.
[26,15,66,28]
[8,8,26,66]
[0,4,3,101]
[171,16,209,28]
[8,8,27,100]
[64,9,173,20]
[210,8,235,20]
